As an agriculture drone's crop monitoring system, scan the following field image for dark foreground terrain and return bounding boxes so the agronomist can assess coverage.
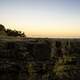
[0,37,80,80]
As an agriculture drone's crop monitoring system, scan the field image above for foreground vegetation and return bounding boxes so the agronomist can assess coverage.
[0,24,80,80]
[0,24,26,37]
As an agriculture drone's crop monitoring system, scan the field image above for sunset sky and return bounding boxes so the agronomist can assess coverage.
[0,0,80,38]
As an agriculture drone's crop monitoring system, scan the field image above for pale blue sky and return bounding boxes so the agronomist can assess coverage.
[0,0,80,38]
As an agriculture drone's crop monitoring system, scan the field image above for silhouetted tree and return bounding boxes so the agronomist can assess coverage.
[5,28,26,37]
[0,24,5,31]
[0,24,7,36]
[0,24,26,37]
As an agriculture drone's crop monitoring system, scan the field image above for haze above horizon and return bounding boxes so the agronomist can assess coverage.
[0,0,80,38]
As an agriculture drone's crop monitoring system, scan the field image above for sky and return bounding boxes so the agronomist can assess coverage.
[0,0,80,38]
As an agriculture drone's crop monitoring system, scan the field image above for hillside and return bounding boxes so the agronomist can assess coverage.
[0,38,80,80]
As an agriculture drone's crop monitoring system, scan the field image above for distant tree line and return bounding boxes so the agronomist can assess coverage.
[0,24,26,37]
